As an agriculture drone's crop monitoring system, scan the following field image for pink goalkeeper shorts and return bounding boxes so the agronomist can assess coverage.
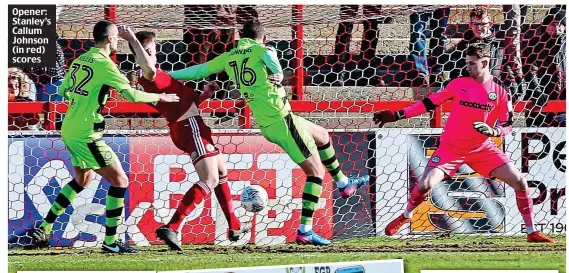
[427,141,512,178]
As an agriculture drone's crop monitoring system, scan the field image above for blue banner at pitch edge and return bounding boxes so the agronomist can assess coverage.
[7,136,130,248]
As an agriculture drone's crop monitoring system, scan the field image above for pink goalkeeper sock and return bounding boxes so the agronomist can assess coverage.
[516,190,535,233]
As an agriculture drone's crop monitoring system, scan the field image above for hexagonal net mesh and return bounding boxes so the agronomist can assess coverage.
[8,5,565,249]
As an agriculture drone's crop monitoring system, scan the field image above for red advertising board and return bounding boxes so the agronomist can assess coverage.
[128,133,334,245]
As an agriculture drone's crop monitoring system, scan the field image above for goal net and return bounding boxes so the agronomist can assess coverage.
[8,5,566,248]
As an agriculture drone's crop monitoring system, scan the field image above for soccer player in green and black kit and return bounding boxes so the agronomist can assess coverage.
[169,20,369,246]
[32,21,179,253]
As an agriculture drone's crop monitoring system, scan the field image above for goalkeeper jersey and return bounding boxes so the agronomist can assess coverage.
[59,47,159,142]
[169,38,290,127]
[404,76,514,150]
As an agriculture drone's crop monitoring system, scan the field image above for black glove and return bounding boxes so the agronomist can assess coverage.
[373,110,405,127]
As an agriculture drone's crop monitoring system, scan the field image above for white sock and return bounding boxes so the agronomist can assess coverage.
[526,225,536,234]
[299,224,312,233]
[337,176,349,188]
[403,209,413,219]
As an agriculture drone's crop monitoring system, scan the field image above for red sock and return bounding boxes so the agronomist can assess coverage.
[516,190,535,233]
[168,181,210,231]
[215,176,240,231]
[405,186,428,217]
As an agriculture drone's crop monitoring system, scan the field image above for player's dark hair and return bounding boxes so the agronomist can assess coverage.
[93,20,115,44]
[241,20,265,40]
[466,42,491,59]
[128,31,157,57]
[469,8,488,20]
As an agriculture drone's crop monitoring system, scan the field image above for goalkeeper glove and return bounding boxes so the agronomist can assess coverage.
[373,110,405,127]
[473,121,499,137]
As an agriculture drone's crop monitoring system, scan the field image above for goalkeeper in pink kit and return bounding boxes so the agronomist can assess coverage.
[373,43,555,243]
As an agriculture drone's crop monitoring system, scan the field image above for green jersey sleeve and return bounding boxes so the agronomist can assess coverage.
[169,52,229,80]
[262,47,283,74]
[104,61,160,103]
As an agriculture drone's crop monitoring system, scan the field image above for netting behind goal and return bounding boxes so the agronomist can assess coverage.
[8,5,566,248]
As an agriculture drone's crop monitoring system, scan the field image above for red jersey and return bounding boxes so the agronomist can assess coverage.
[138,69,202,124]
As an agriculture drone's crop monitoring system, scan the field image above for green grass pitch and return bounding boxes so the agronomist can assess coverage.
[9,235,566,273]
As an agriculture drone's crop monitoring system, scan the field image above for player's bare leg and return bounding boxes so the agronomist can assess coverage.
[94,161,140,253]
[33,167,93,247]
[303,120,369,198]
[295,153,331,246]
[385,167,446,236]
[214,153,251,242]
[157,156,217,251]
[490,163,555,243]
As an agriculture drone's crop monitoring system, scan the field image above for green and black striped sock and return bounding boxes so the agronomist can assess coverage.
[40,179,84,233]
[318,141,348,187]
[300,176,323,230]
[104,186,126,245]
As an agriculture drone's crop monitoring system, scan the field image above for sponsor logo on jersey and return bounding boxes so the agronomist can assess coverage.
[459,100,494,111]
[243,92,255,101]
[105,151,113,160]
[488,92,497,101]
[431,156,440,163]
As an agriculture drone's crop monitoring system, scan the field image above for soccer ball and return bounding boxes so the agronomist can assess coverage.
[241,185,268,213]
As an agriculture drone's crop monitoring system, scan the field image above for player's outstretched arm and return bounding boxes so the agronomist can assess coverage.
[121,88,179,103]
[105,61,179,103]
[119,26,156,81]
[263,46,284,87]
[169,53,228,81]
[373,79,458,127]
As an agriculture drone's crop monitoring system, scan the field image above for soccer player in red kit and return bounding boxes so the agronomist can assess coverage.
[119,27,249,251]
[373,43,555,243]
